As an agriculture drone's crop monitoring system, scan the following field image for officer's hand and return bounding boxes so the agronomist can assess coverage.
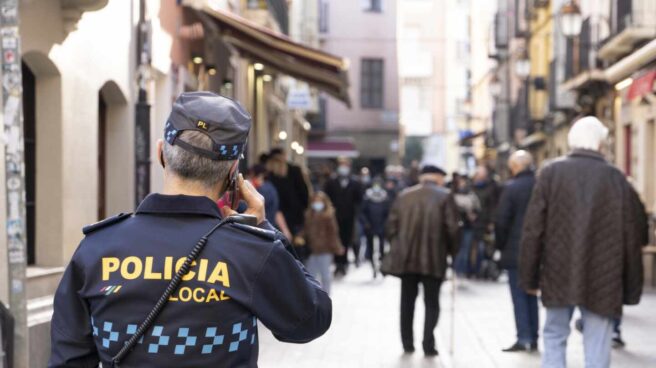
[221,174,266,224]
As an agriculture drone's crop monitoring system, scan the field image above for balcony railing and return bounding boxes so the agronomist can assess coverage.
[598,0,656,60]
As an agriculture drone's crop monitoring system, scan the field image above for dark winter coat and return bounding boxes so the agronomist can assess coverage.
[360,187,391,236]
[324,176,363,245]
[269,163,309,233]
[495,170,535,269]
[473,179,501,238]
[382,182,460,279]
[304,209,344,255]
[519,150,648,318]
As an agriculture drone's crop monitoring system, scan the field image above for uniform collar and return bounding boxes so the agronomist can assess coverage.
[135,193,222,218]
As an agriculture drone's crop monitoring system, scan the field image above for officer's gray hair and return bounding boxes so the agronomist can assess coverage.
[163,130,235,188]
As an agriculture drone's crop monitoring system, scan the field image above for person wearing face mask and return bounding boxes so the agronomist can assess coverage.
[324,157,364,276]
[360,177,391,278]
[360,167,372,188]
[303,192,346,295]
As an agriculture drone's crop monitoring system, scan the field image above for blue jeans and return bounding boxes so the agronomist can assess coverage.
[454,228,474,275]
[507,269,539,344]
[543,306,613,368]
[305,253,334,295]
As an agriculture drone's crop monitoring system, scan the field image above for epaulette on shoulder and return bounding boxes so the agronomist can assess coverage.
[230,222,278,241]
[82,212,132,235]
[230,222,299,258]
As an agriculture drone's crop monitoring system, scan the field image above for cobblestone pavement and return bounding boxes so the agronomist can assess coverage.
[258,264,656,368]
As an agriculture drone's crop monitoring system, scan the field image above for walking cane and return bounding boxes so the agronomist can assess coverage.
[449,271,456,361]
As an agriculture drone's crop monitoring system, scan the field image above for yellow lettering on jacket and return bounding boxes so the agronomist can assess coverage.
[144,257,162,280]
[99,256,231,287]
[206,289,220,303]
[207,262,230,287]
[121,256,143,280]
[102,257,120,281]
[197,259,208,282]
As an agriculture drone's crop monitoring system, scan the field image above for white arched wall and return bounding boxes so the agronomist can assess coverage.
[22,51,64,267]
[100,81,134,216]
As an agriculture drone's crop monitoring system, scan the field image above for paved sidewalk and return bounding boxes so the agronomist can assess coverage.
[258,265,656,368]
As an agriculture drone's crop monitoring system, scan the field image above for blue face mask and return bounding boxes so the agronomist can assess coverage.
[337,166,350,177]
[312,201,325,212]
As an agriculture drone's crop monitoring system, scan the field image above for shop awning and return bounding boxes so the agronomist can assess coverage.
[307,139,359,158]
[627,70,656,100]
[186,0,350,106]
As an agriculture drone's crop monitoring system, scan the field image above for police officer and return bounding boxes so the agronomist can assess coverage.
[49,92,332,367]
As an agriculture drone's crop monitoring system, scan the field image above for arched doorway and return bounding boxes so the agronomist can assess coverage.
[21,51,63,266]
[98,81,132,217]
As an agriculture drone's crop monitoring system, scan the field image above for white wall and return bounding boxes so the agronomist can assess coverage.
[19,0,137,263]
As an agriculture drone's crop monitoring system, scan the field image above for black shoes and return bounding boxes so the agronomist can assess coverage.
[502,342,538,352]
[612,337,626,349]
[404,346,438,357]
[403,346,415,354]
[424,347,439,357]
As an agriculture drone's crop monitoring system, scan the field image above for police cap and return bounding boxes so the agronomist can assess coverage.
[164,92,251,161]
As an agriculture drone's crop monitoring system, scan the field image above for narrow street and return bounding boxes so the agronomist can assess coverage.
[259,265,656,368]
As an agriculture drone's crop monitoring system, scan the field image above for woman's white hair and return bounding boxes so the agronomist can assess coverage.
[568,116,609,151]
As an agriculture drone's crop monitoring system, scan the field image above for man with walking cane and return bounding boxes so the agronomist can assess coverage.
[382,165,460,357]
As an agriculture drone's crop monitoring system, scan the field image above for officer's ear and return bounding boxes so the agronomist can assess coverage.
[157,140,165,169]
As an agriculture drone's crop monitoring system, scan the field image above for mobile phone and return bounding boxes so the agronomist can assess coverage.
[228,166,240,210]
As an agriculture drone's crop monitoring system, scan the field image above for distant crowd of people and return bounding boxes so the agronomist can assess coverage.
[252,116,648,367]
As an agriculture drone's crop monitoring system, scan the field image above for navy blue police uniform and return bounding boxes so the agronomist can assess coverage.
[48,92,332,368]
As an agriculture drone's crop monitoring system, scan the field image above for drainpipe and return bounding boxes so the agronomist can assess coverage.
[135,0,151,207]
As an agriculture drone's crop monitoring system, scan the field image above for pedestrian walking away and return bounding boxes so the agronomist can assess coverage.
[495,150,539,353]
[382,165,460,357]
[248,163,293,240]
[267,147,311,258]
[48,92,332,368]
[303,192,346,295]
[519,116,648,368]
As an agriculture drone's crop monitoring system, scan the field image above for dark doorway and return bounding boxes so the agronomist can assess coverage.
[22,62,36,265]
[98,92,107,220]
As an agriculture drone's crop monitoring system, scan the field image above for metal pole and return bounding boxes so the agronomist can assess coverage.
[0,1,29,367]
[135,0,151,207]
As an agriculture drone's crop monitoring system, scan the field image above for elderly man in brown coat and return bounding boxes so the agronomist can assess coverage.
[382,165,460,357]
[520,116,648,368]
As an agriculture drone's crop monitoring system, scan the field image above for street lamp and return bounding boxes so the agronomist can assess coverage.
[559,1,583,38]
[515,56,531,79]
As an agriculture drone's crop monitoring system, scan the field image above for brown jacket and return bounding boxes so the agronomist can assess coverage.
[304,210,344,255]
[520,150,648,318]
[382,182,460,279]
